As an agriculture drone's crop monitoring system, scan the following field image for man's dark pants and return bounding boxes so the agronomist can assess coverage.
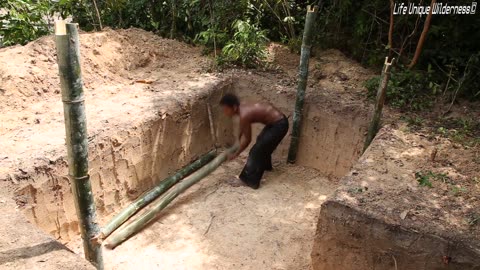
[239,116,289,189]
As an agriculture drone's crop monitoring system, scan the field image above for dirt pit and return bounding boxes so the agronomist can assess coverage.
[95,164,334,270]
[0,28,370,269]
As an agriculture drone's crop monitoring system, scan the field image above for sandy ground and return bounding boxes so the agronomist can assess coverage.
[67,160,334,270]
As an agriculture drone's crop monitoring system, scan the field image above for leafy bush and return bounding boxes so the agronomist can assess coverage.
[0,0,51,46]
[220,20,269,68]
[194,28,229,54]
[365,66,436,111]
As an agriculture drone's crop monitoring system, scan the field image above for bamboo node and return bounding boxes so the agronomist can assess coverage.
[70,175,89,181]
[62,97,86,104]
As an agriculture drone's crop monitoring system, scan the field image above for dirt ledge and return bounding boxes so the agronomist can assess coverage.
[312,126,480,270]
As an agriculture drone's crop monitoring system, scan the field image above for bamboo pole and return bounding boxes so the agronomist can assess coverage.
[100,150,217,238]
[363,57,395,152]
[287,5,318,164]
[55,21,103,269]
[104,145,238,249]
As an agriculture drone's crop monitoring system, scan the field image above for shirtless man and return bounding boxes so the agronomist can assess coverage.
[219,94,289,189]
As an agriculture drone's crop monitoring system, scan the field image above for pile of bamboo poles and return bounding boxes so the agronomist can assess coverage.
[101,145,238,249]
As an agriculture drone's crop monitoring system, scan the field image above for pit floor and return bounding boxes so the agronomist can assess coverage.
[69,156,335,270]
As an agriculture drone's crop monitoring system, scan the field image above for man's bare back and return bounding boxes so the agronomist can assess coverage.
[238,102,284,126]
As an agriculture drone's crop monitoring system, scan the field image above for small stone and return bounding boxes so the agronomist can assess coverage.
[400,210,409,220]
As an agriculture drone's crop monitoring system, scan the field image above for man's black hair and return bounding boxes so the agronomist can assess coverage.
[219,93,240,107]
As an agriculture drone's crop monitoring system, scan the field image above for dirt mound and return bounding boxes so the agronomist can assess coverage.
[0,28,213,178]
[0,28,204,111]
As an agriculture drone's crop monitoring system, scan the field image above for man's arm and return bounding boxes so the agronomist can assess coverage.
[230,119,251,159]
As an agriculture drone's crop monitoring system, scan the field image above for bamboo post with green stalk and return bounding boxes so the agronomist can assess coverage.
[100,150,217,239]
[55,21,103,269]
[287,5,318,164]
[363,57,395,152]
[104,145,238,249]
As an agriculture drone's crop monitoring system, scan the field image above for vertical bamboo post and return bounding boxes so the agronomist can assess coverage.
[287,5,318,164]
[55,21,103,269]
[363,57,395,152]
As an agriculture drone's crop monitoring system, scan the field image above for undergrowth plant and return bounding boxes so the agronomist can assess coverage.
[0,0,52,46]
[219,19,269,68]
[364,65,436,111]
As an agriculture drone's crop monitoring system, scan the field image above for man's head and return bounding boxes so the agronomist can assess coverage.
[219,94,240,117]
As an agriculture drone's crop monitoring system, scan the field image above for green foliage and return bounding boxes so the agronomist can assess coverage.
[451,186,467,197]
[434,117,480,147]
[220,20,268,68]
[365,66,436,111]
[416,170,452,188]
[318,0,480,102]
[416,171,433,188]
[194,28,229,54]
[0,0,52,46]
[402,115,424,128]
[347,187,366,194]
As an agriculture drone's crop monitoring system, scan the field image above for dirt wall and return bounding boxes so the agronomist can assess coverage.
[14,80,234,241]
[311,127,480,270]
[313,201,480,270]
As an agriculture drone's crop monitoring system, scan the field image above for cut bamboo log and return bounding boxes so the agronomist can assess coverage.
[100,150,217,238]
[363,57,395,152]
[287,5,318,164]
[104,145,238,249]
[55,21,103,269]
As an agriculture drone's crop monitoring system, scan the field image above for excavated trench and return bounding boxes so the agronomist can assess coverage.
[11,75,368,269]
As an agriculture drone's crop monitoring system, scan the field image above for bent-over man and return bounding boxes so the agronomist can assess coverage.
[219,94,289,189]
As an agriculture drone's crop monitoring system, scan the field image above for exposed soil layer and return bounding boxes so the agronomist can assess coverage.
[312,127,480,269]
[0,182,95,270]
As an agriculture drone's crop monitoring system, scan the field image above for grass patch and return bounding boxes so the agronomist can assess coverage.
[415,170,453,188]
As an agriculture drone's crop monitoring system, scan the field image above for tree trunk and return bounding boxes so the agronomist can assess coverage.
[100,150,217,238]
[55,21,103,269]
[388,0,394,58]
[92,0,103,30]
[104,146,238,249]
[287,5,318,164]
[170,0,177,39]
[408,0,436,69]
